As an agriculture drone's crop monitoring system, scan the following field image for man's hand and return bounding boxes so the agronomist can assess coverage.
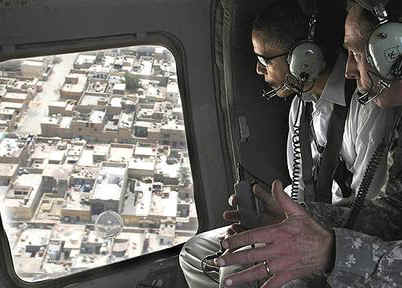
[216,180,334,288]
[223,182,286,234]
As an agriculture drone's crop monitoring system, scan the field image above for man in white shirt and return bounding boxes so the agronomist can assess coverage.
[179,1,389,287]
[180,1,398,288]
[214,1,402,287]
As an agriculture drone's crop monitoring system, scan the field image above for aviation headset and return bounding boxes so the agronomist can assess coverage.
[262,0,326,99]
[287,0,325,86]
[354,0,402,103]
[366,1,402,80]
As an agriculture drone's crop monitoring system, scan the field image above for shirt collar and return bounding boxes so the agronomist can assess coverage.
[319,52,347,107]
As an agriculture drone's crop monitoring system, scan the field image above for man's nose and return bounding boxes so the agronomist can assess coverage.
[345,53,358,79]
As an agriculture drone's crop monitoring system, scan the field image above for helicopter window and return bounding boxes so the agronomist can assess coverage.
[0,45,198,282]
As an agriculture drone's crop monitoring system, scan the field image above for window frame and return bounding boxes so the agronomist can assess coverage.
[0,31,206,287]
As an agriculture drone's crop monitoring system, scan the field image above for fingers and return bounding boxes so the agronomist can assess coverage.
[223,210,239,222]
[271,180,306,218]
[222,262,270,287]
[216,241,293,268]
[216,245,269,266]
[221,225,276,250]
[253,183,272,204]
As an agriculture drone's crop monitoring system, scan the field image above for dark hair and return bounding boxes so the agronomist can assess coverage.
[252,0,346,69]
[252,1,307,51]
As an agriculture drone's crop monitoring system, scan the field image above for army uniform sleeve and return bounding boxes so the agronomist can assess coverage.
[327,228,402,287]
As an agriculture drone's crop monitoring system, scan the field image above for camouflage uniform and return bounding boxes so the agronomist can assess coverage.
[304,107,402,287]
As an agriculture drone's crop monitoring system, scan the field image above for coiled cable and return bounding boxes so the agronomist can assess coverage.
[345,112,402,228]
[345,137,388,229]
[291,97,304,201]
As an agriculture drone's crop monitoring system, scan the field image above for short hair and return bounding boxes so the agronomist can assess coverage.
[252,1,307,51]
[252,0,346,69]
[346,0,402,38]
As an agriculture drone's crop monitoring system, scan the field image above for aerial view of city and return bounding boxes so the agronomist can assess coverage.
[0,46,197,281]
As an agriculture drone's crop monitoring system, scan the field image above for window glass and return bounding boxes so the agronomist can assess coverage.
[0,46,197,281]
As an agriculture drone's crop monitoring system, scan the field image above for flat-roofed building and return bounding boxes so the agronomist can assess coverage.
[51,224,85,252]
[66,144,84,165]
[90,165,128,216]
[133,121,152,138]
[0,101,25,113]
[73,54,96,69]
[48,101,66,115]
[127,157,155,178]
[134,145,156,159]
[154,155,180,185]
[70,165,99,188]
[108,96,123,115]
[149,189,178,222]
[60,74,87,100]
[0,137,29,164]
[61,187,91,223]
[2,92,30,104]
[21,60,46,79]
[78,94,108,113]
[4,173,43,220]
[0,108,18,131]
[118,112,134,141]
[71,110,106,142]
[121,181,152,226]
[112,83,126,95]
[88,65,110,81]
[92,144,110,163]
[167,81,180,105]
[0,163,18,185]
[42,165,71,197]
[109,144,133,163]
[160,120,186,149]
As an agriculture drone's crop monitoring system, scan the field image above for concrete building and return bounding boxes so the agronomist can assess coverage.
[41,116,73,139]
[48,101,75,117]
[0,137,30,165]
[127,157,155,178]
[70,166,99,187]
[90,165,128,216]
[154,155,180,185]
[0,163,18,185]
[2,92,30,104]
[88,65,110,81]
[42,165,72,197]
[92,145,110,163]
[109,144,133,163]
[4,173,43,220]
[167,81,180,105]
[0,108,18,131]
[121,181,152,226]
[111,83,126,95]
[71,110,106,142]
[73,55,97,69]
[160,121,186,148]
[21,60,46,79]
[61,186,91,223]
[60,74,87,100]
[134,145,156,159]
[77,94,108,114]
[0,102,25,114]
